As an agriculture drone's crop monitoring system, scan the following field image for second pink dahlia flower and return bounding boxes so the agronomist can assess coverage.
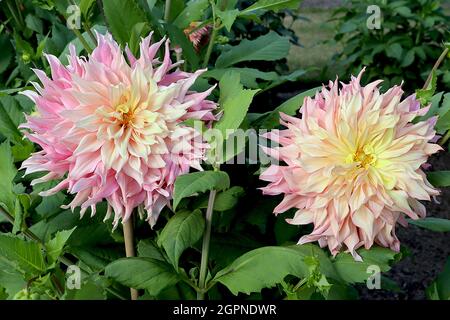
[260,69,441,260]
[20,33,216,227]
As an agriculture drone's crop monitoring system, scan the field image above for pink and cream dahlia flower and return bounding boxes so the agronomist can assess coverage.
[184,22,211,52]
[260,69,441,260]
[20,33,216,227]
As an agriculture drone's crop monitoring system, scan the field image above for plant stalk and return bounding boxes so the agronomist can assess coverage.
[123,217,139,300]
[423,47,449,90]
[202,2,219,69]
[202,28,218,69]
[164,0,172,22]
[197,189,217,300]
[423,46,450,146]
[72,28,93,54]
[83,22,97,45]
[439,129,450,146]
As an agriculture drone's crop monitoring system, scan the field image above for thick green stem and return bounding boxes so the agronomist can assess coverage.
[202,27,218,69]
[72,28,93,54]
[439,129,450,146]
[123,217,139,300]
[83,22,97,45]
[202,1,219,69]
[197,189,217,300]
[164,0,172,22]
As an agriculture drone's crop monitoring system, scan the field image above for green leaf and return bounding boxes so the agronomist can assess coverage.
[79,0,97,20]
[213,71,258,141]
[333,247,399,284]
[0,95,35,161]
[385,43,403,61]
[0,35,13,74]
[0,96,24,144]
[289,244,338,280]
[213,246,311,295]
[254,87,319,129]
[165,24,200,69]
[102,0,147,46]
[394,6,412,17]
[416,70,437,106]
[157,209,205,269]
[407,218,450,232]
[45,227,76,265]
[0,260,26,299]
[105,257,179,296]
[137,240,166,261]
[0,234,46,276]
[12,195,31,234]
[427,171,450,187]
[70,246,122,272]
[173,0,209,29]
[216,7,240,31]
[204,68,279,88]
[25,14,43,34]
[436,94,450,132]
[173,171,230,210]
[196,186,245,211]
[128,22,151,56]
[400,49,415,67]
[65,280,106,300]
[215,32,290,68]
[427,257,450,300]
[241,0,302,15]
[326,284,359,300]
[0,142,17,214]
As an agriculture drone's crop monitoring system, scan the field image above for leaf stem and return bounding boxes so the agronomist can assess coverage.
[197,189,217,300]
[292,278,307,292]
[123,217,139,300]
[423,47,449,90]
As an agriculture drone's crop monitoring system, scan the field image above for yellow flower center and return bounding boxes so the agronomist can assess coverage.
[116,92,134,125]
[345,144,377,169]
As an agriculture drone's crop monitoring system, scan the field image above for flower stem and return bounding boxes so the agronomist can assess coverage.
[72,28,93,54]
[424,46,449,146]
[164,0,172,22]
[123,217,139,300]
[197,189,217,300]
[439,130,450,146]
[83,22,97,46]
[202,2,219,69]
[202,28,218,69]
[423,47,449,90]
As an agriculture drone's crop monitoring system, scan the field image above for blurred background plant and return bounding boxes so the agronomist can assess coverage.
[329,0,450,92]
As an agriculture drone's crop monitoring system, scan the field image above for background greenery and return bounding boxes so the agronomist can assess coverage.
[0,0,449,301]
